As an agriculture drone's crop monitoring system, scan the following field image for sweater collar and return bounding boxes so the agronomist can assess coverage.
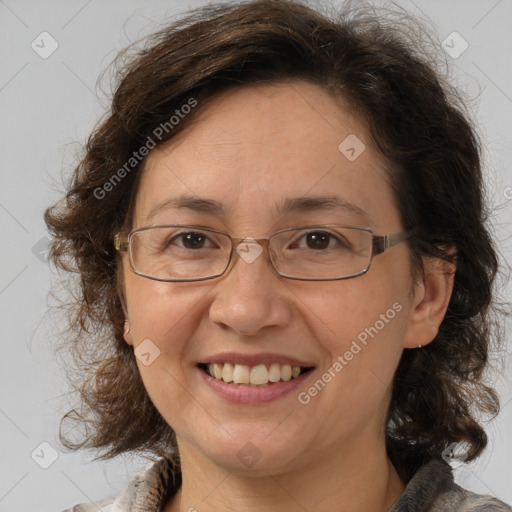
[117,456,453,512]
[111,457,179,512]
[388,458,454,511]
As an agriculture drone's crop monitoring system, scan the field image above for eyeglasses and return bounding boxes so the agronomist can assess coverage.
[114,224,413,282]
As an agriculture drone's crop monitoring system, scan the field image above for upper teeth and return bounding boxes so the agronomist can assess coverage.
[207,363,303,385]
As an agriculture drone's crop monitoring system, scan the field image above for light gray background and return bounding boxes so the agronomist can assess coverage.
[0,1,511,511]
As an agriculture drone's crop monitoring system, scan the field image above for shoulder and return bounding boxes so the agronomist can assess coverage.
[390,458,511,512]
[60,496,115,512]
[60,458,179,512]
[431,482,512,511]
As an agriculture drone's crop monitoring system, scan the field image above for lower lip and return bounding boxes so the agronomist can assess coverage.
[197,366,315,404]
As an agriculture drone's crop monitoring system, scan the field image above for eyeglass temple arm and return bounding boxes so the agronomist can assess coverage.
[372,231,413,255]
[114,233,129,252]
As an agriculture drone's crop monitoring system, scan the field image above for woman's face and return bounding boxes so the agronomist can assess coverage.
[122,81,420,474]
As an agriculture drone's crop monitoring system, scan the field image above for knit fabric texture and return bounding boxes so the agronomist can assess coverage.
[61,457,511,511]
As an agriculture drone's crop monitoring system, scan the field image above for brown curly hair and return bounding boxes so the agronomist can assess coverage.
[44,0,506,482]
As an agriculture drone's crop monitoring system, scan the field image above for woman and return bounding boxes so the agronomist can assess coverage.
[47,0,511,510]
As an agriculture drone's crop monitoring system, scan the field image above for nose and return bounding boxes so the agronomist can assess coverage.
[208,239,292,336]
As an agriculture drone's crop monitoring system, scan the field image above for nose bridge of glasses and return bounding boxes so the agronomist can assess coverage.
[232,236,270,249]
[222,235,289,280]
[230,236,272,263]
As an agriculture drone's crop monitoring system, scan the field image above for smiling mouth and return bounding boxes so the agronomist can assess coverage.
[198,362,315,386]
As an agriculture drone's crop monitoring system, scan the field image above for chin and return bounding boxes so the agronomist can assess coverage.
[194,429,309,474]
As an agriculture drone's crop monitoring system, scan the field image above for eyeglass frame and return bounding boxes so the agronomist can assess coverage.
[114,224,414,282]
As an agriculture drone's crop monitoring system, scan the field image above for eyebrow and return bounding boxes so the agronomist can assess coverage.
[146,194,372,226]
[146,195,226,221]
[277,196,372,225]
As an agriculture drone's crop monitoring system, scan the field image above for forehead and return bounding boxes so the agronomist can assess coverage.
[133,81,401,232]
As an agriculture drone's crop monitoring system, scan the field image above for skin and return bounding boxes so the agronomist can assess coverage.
[121,81,454,512]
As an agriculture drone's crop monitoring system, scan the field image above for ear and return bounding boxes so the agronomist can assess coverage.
[403,256,455,349]
[120,298,134,347]
[117,260,134,346]
[123,319,134,346]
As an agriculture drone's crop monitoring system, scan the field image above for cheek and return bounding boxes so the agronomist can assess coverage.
[301,270,409,385]
[301,284,407,430]
[123,245,180,320]
[304,272,404,340]
[286,280,407,442]
[123,265,209,358]
[123,274,212,425]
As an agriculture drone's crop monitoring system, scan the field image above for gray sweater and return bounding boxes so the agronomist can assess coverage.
[62,457,511,511]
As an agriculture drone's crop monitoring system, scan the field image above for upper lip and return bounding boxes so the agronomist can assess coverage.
[198,352,315,368]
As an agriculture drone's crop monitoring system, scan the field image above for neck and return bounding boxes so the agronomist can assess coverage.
[165,436,405,512]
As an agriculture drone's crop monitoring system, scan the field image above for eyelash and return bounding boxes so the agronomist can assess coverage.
[168,230,347,251]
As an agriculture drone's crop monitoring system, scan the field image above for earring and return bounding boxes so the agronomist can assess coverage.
[124,320,130,335]
[418,344,422,348]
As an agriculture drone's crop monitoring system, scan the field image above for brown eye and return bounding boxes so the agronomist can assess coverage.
[305,232,332,250]
[169,232,214,250]
[180,232,207,249]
